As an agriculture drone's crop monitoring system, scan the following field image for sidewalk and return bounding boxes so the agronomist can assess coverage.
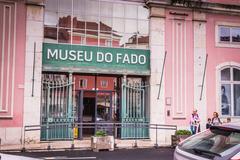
[0,153,38,160]
[0,139,171,152]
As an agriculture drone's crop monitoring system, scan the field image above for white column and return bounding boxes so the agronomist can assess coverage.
[149,7,167,145]
[23,4,44,142]
[193,12,207,130]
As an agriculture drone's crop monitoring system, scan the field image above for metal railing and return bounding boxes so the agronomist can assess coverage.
[21,122,177,152]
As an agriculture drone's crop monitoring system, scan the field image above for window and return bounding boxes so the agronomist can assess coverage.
[220,67,240,116]
[101,80,108,88]
[105,39,112,47]
[79,79,87,88]
[219,26,240,44]
[44,0,149,49]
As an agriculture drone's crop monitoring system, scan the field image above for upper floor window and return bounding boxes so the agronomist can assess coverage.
[101,80,108,88]
[219,26,240,43]
[79,79,87,88]
[220,67,240,117]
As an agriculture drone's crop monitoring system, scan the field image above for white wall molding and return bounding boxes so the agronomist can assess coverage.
[0,1,16,118]
[172,19,187,118]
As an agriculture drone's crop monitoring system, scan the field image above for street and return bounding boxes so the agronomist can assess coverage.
[1,148,174,160]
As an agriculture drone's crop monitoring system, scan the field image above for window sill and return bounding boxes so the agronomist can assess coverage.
[216,42,240,49]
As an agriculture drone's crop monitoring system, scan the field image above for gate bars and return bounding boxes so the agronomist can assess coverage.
[41,74,74,140]
[121,78,149,139]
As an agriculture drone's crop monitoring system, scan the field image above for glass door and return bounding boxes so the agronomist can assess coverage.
[96,91,112,122]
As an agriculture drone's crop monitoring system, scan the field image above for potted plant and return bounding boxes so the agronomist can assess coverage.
[171,129,192,147]
[91,130,114,152]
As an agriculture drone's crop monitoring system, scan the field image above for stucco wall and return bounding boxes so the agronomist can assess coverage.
[165,9,194,128]
[206,13,240,120]
[0,0,26,145]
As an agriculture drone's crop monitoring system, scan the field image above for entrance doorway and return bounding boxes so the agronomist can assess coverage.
[41,73,149,140]
[77,90,113,138]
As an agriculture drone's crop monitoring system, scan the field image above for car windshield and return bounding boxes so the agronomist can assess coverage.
[178,126,240,159]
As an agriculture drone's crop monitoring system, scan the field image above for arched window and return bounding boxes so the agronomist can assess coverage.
[220,67,240,116]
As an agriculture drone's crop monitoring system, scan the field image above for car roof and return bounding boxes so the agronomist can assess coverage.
[212,122,240,131]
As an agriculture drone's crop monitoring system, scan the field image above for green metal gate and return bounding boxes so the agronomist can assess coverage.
[41,74,74,140]
[121,78,149,139]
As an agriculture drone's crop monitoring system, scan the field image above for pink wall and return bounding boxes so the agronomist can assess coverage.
[0,1,26,127]
[206,13,240,119]
[165,9,194,126]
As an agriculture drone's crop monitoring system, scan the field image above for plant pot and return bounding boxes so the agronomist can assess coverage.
[171,135,191,147]
[91,135,114,152]
[177,135,191,142]
[171,135,178,147]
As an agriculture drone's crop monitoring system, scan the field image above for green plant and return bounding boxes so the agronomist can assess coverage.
[95,130,107,137]
[175,129,192,136]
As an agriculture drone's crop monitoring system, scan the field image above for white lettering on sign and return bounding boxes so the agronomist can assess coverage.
[59,50,68,60]
[47,49,58,59]
[77,51,84,61]
[97,52,104,62]
[116,53,122,63]
[131,54,138,64]
[85,51,93,62]
[139,55,146,64]
[105,52,112,63]
[69,50,77,61]
[122,54,130,64]
[46,49,147,65]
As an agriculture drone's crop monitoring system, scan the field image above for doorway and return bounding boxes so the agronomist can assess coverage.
[77,90,113,138]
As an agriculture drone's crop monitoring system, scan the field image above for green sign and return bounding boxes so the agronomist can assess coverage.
[42,43,150,75]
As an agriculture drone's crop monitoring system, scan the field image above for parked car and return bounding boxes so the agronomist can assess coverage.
[174,122,240,160]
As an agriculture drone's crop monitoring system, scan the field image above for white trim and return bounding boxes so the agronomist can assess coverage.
[180,21,183,113]
[215,21,240,48]
[0,4,6,111]
[172,19,175,117]
[216,62,240,117]
[6,5,12,112]
[10,1,17,118]
[176,21,179,114]
[0,1,16,117]
[216,61,240,70]
[184,20,187,118]
[172,20,187,118]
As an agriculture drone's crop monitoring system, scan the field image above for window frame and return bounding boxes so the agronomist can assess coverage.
[219,66,240,117]
[215,22,240,48]
[100,80,108,88]
[218,26,240,44]
[79,79,87,89]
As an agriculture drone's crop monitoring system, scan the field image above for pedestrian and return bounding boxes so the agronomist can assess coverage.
[206,118,212,129]
[190,109,200,134]
[211,112,222,126]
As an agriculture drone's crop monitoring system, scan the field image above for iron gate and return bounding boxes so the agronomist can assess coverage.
[41,74,74,140]
[121,79,149,139]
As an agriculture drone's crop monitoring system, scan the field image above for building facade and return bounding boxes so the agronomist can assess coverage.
[0,0,240,145]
